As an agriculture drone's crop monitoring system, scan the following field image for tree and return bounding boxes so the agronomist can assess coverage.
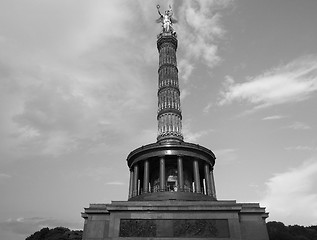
[267,221,317,240]
[26,227,82,240]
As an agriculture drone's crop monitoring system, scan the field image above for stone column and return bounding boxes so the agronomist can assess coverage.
[143,160,150,193]
[204,163,212,196]
[177,156,184,191]
[128,169,134,199]
[159,157,165,191]
[157,34,183,142]
[133,164,139,197]
[193,159,201,193]
[210,167,217,199]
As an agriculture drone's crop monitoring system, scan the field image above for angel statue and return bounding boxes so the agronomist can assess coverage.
[156,4,177,33]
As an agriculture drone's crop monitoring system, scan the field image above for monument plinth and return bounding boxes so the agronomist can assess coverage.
[82,6,269,240]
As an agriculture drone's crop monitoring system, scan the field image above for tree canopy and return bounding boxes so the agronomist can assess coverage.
[26,227,82,240]
[267,221,317,240]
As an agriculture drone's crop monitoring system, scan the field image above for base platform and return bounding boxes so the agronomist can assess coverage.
[82,200,269,240]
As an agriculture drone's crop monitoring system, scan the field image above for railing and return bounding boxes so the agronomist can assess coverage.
[129,185,211,199]
[139,185,205,194]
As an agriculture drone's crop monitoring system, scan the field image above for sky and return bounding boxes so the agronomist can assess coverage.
[1,0,317,239]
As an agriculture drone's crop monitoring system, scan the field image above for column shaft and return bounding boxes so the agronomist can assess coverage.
[159,157,165,191]
[177,156,184,191]
[210,168,217,199]
[204,163,212,196]
[133,164,139,197]
[143,160,150,193]
[128,169,134,199]
[193,160,201,193]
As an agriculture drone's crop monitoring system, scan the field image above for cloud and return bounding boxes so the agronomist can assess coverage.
[180,88,191,101]
[183,130,212,142]
[0,173,11,178]
[0,173,11,182]
[178,59,194,84]
[203,102,213,113]
[183,129,211,142]
[106,181,126,186]
[219,56,317,109]
[182,120,213,142]
[262,115,286,121]
[214,148,238,164]
[0,1,159,160]
[176,0,232,82]
[284,121,311,130]
[70,167,113,182]
[285,145,317,151]
[261,159,317,225]
[0,1,133,60]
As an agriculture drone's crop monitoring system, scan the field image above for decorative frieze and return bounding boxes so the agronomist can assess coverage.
[119,219,230,238]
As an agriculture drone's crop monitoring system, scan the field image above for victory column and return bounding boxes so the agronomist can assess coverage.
[81,5,270,240]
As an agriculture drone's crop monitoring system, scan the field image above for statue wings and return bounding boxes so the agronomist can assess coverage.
[155,16,178,24]
[156,16,163,23]
[170,17,178,24]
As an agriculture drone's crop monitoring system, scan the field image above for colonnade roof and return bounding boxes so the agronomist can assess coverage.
[127,141,216,168]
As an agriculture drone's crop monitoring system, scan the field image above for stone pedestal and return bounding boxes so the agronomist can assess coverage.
[82,200,269,240]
